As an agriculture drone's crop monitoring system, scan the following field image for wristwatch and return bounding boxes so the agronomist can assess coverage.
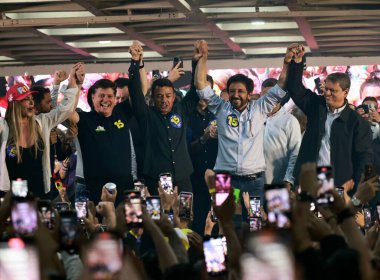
[351,196,363,208]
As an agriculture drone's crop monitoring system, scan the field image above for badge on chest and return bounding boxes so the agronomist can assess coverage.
[226,114,239,128]
[170,114,182,128]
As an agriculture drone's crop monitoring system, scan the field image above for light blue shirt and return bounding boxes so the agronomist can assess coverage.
[196,84,286,175]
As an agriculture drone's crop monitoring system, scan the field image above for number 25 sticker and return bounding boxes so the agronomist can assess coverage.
[227,114,239,127]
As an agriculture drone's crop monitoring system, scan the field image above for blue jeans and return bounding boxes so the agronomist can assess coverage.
[231,173,265,220]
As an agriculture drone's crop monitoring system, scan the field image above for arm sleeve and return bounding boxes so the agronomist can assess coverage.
[60,251,83,280]
[128,60,149,125]
[38,86,78,130]
[255,84,287,115]
[196,85,223,115]
[353,119,374,180]
[286,61,318,116]
[130,131,137,180]
[49,84,60,109]
[284,117,302,184]
[180,60,200,116]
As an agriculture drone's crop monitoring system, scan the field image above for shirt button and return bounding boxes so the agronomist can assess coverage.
[169,138,172,141]
[173,161,175,164]
[172,149,175,152]
[167,126,170,129]
[204,150,207,153]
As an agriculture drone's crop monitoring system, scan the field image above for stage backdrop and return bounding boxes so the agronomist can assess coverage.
[1,64,379,111]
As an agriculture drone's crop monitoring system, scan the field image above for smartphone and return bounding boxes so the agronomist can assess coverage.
[152,69,160,79]
[249,196,261,218]
[159,173,174,194]
[0,238,40,280]
[60,210,79,254]
[55,201,71,212]
[376,203,380,222]
[124,190,143,227]
[249,217,262,232]
[316,166,334,205]
[75,199,88,224]
[210,205,218,222]
[179,192,193,220]
[38,200,55,230]
[83,232,123,278]
[203,236,227,276]
[11,197,38,236]
[264,184,290,228]
[363,208,372,230]
[134,180,146,200]
[11,179,28,197]
[146,196,161,220]
[314,77,323,95]
[241,232,294,279]
[215,172,231,206]
[173,57,183,69]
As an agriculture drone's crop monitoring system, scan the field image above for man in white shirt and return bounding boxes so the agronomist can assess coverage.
[262,79,301,189]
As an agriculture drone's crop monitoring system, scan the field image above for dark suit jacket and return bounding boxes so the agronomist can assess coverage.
[287,60,373,187]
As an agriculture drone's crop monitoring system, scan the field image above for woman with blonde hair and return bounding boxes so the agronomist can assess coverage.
[0,65,80,198]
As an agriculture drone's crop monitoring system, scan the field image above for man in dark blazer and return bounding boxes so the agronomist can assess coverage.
[286,44,373,188]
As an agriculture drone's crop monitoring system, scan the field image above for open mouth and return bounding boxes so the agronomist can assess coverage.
[100,103,111,109]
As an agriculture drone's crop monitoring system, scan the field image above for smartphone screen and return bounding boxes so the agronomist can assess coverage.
[173,57,183,69]
[11,179,28,197]
[60,211,79,254]
[124,191,143,227]
[11,198,38,236]
[75,200,87,223]
[249,217,262,232]
[203,236,227,276]
[377,205,380,222]
[363,208,372,229]
[0,238,40,280]
[316,166,334,205]
[146,196,161,220]
[83,232,123,278]
[179,192,193,219]
[215,172,231,206]
[249,196,261,218]
[55,202,71,212]
[265,184,290,228]
[38,200,55,230]
[159,173,174,194]
[134,180,146,200]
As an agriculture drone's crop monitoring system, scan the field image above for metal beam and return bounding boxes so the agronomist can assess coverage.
[71,0,167,55]
[0,13,185,28]
[168,0,243,53]
[288,1,319,51]
[29,29,93,57]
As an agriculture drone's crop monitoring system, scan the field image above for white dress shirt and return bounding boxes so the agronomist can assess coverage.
[196,84,286,175]
[317,104,347,166]
[264,107,301,184]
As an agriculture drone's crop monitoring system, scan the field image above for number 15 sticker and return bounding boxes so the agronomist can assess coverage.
[227,114,239,127]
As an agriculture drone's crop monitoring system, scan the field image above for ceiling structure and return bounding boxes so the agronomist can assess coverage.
[0,0,380,67]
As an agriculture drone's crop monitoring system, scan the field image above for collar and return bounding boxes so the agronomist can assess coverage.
[327,101,347,114]
[269,106,285,118]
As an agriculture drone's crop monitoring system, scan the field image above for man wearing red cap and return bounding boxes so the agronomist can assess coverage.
[0,66,79,198]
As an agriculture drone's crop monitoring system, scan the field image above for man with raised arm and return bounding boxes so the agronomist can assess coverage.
[195,40,292,200]
[286,44,372,190]
[128,41,199,194]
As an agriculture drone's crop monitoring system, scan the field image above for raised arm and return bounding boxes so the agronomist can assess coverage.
[286,44,319,115]
[50,69,68,108]
[195,40,223,114]
[180,51,200,116]
[128,41,149,123]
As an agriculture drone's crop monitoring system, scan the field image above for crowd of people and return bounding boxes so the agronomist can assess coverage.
[0,40,380,280]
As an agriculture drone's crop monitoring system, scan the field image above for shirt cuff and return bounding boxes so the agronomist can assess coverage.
[196,84,213,98]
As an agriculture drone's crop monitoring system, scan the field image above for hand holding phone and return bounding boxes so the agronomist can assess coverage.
[173,57,183,69]
[146,196,161,220]
[179,192,193,220]
[159,173,174,194]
